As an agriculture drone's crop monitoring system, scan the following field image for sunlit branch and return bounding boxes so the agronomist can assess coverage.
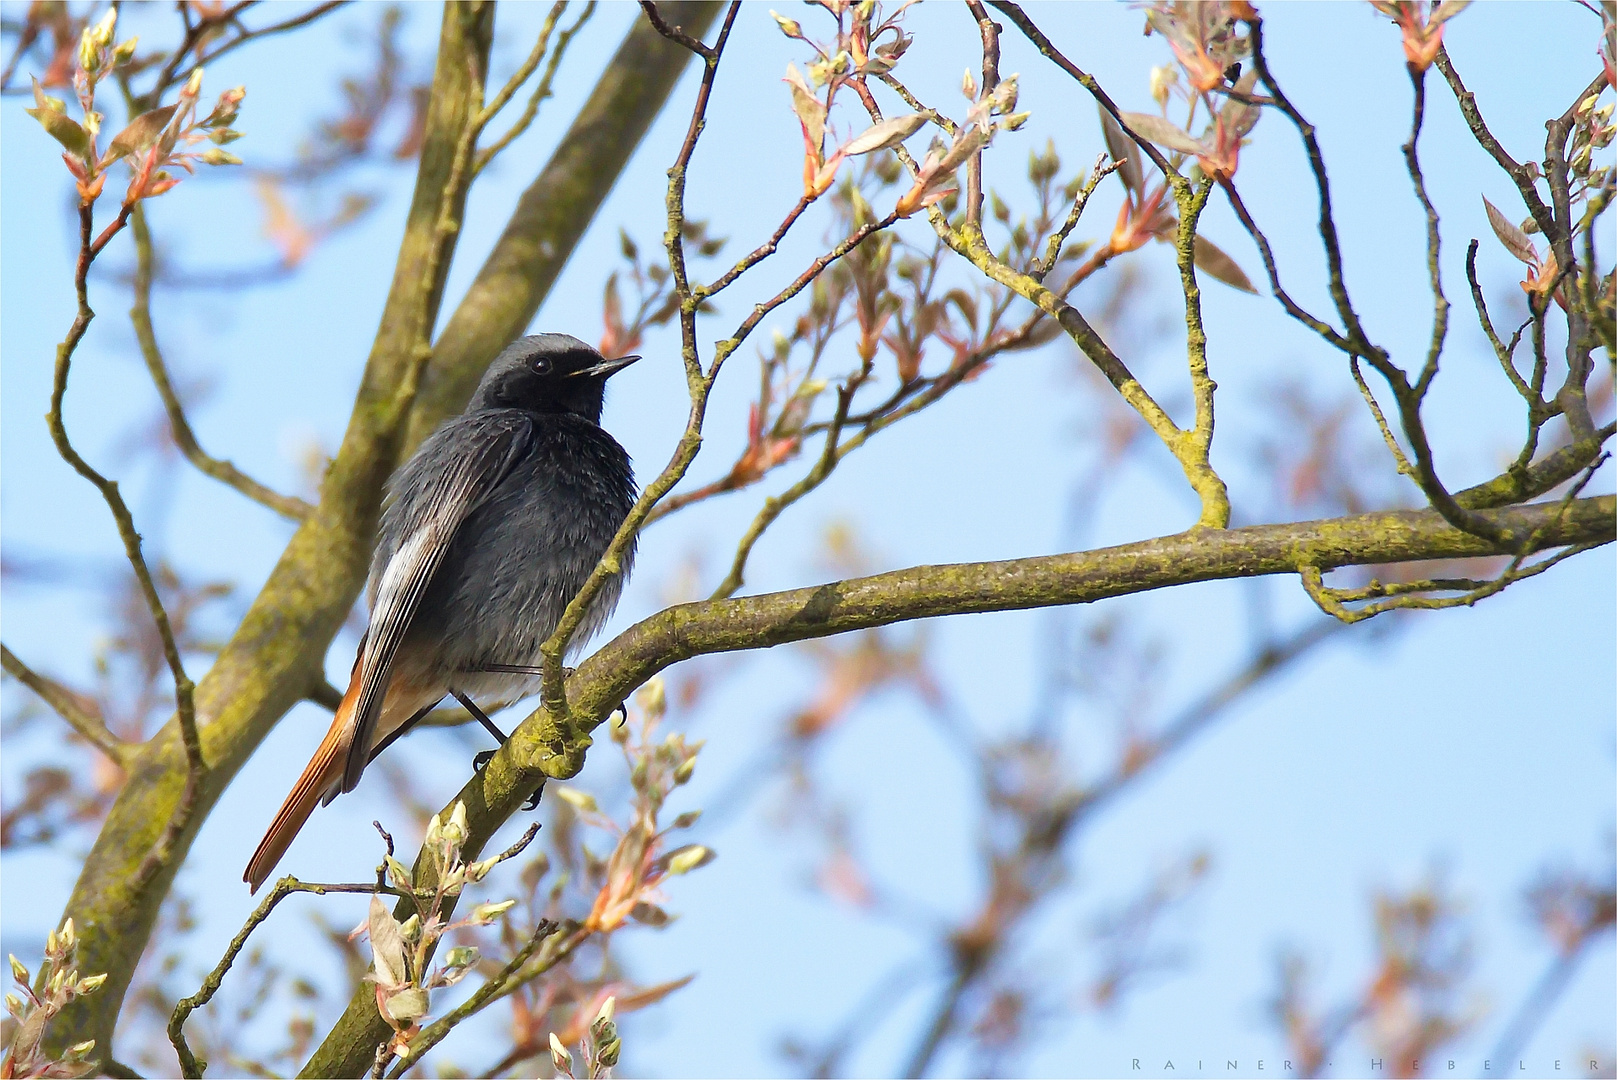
[168,876,403,1078]
[474,1,593,175]
[129,206,313,521]
[0,644,128,766]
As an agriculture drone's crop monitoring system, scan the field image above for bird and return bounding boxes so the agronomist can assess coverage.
[244,334,639,892]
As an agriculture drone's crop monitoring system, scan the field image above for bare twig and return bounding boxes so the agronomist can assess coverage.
[0,644,128,766]
[712,382,855,599]
[50,199,208,893]
[168,876,397,1078]
[987,2,1176,179]
[129,206,313,521]
[637,0,714,60]
[1400,66,1449,396]
[475,2,596,174]
[1030,155,1116,282]
[534,0,742,748]
[963,0,1001,228]
[1348,356,1418,485]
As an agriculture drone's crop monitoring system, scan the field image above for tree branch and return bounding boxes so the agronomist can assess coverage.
[129,204,314,521]
[300,490,1608,1075]
[402,1,724,454]
[51,4,497,1055]
[168,877,395,1078]
[0,644,128,766]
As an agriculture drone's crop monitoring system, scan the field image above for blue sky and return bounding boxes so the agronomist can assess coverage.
[2,2,1612,1076]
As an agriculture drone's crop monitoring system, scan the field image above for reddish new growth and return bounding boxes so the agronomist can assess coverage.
[23,10,244,210]
[1119,2,1260,182]
[1369,0,1472,73]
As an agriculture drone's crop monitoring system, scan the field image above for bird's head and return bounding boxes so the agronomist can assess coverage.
[470,334,639,423]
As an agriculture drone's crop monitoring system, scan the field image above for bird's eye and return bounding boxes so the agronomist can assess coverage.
[531,357,553,376]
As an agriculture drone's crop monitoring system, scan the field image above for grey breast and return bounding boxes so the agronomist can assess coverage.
[373,410,637,678]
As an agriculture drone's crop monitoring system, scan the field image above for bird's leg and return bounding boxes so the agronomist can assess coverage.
[453,689,509,745]
[469,663,628,726]
[455,688,546,811]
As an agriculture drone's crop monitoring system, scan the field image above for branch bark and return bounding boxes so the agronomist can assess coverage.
[304,495,1610,1076]
[48,4,496,1053]
[401,0,723,454]
[50,2,722,1057]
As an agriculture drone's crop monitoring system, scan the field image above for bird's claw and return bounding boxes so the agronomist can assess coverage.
[472,750,545,811]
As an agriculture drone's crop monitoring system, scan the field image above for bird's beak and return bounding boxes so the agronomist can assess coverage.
[572,354,640,379]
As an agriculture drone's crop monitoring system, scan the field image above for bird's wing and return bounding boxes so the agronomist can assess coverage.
[341,411,534,793]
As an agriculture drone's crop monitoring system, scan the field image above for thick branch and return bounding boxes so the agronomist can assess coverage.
[303,495,1610,1075]
[563,497,1612,728]
[402,1,723,454]
[51,5,496,1054]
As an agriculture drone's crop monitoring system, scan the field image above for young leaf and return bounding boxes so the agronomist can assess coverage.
[843,113,927,156]
[1217,69,1261,139]
[1482,194,1538,266]
[1120,111,1204,156]
[105,104,179,163]
[785,63,826,152]
[1192,236,1259,294]
[383,987,429,1024]
[367,894,409,990]
[1099,106,1145,195]
[25,78,90,158]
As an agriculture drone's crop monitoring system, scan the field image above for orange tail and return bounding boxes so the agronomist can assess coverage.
[244,670,361,893]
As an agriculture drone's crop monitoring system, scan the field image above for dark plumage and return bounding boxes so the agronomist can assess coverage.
[246,334,638,891]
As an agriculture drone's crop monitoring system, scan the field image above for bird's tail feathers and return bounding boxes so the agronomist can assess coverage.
[243,671,359,893]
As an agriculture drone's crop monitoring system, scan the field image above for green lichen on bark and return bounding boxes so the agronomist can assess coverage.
[50,4,497,1051]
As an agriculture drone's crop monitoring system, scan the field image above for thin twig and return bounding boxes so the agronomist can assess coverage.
[1432,45,1558,238]
[1246,16,1381,365]
[0,644,127,766]
[475,2,595,174]
[1348,356,1418,484]
[962,0,1000,228]
[712,383,855,599]
[637,0,713,59]
[1400,65,1449,396]
[52,200,208,877]
[1219,177,1352,350]
[534,0,741,742]
[195,2,348,70]
[696,193,815,301]
[1030,155,1116,283]
[129,205,313,521]
[987,1,1175,179]
[384,920,571,1076]
[1465,240,1536,404]
[168,877,393,1078]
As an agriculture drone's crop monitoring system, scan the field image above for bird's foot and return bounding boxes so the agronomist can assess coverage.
[471,749,546,811]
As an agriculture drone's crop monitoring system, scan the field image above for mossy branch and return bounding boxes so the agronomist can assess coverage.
[50,5,497,1055]
[305,493,1612,1075]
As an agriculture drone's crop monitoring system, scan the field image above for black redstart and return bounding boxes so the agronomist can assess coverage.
[245,334,639,892]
